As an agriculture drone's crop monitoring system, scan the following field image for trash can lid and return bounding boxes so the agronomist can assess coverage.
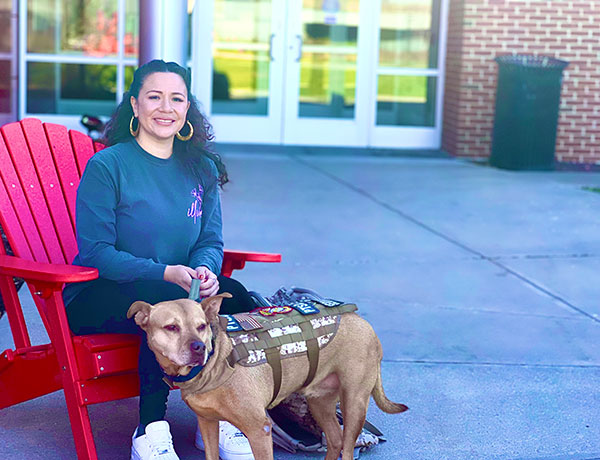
[495,54,569,70]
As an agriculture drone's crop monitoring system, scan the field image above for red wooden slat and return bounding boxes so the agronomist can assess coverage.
[69,130,96,176]
[0,125,49,262]
[1,122,65,264]
[93,141,106,153]
[44,123,80,237]
[0,254,97,283]
[0,174,34,262]
[21,119,78,264]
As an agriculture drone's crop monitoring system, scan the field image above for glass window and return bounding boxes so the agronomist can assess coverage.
[28,0,118,56]
[124,0,139,58]
[0,6,11,53]
[0,60,11,114]
[27,62,117,116]
[298,0,359,119]
[376,75,436,127]
[211,0,272,116]
[379,0,440,69]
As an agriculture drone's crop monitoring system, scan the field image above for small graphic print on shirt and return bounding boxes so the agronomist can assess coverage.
[187,184,203,224]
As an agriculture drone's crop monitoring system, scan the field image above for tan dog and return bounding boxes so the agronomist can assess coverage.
[127,294,407,460]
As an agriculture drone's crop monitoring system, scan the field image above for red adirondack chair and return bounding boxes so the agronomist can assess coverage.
[0,118,281,459]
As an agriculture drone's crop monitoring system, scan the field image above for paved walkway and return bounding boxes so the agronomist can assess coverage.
[1,149,600,459]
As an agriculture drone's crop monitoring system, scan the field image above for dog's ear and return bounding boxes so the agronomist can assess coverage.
[127,301,153,328]
[200,292,233,322]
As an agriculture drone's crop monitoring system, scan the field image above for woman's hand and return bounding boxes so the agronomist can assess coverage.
[164,265,198,292]
[195,266,220,298]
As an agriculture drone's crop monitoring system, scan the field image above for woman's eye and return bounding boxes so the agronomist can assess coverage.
[164,324,179,332]
[173,97,184,103]
[149,95,159,100]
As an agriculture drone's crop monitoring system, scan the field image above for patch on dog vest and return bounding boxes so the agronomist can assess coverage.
[222,314,243,332]
[314,298,344,307]
[254,306,294,317]
[224,302,357,368]
[290,301,320,315]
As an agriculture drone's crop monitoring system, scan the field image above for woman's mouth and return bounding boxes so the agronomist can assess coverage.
[154,118,175,126]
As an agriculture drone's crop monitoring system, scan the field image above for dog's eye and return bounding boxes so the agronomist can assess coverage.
[164,324,180,332]
[197,324,207,332]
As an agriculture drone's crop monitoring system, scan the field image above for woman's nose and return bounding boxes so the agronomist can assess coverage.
[160,98,173,112]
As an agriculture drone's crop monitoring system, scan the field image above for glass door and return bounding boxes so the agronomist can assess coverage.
[282,0,370,146]
[193,0,448,148]
[193,0,286,144]
[369,0,448,148]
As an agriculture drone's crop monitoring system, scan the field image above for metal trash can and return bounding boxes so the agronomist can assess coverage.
[490,55,568,170]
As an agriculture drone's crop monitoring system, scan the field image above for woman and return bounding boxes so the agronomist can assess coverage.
[63,60,254,460]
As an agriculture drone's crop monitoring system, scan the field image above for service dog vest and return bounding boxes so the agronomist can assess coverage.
[221,300,358,406]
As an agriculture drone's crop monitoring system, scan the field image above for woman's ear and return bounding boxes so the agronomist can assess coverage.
[130,95,138,117]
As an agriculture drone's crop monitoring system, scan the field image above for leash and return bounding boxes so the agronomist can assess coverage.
[161,278,211,387]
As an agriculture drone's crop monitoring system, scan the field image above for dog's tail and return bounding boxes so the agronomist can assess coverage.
[371,363,408,414]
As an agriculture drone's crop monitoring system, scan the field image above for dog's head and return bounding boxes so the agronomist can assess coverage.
[126,293,232,376]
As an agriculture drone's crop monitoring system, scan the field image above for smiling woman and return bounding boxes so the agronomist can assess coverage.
[61,59,257,460]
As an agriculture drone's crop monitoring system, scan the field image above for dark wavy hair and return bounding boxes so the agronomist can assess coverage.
[102,59,228,186]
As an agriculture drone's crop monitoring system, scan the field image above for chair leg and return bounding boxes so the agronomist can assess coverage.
[42,290,99,460]
[59,370,98,460]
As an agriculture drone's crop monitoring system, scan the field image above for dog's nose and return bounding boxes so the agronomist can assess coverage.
[190,341,206,355]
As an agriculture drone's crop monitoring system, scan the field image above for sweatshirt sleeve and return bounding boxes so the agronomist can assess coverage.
[188,162,224,275]
[74,157,166,282]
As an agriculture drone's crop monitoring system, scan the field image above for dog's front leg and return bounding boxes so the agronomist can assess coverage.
[235,415,274,460]
[197,417,220,460]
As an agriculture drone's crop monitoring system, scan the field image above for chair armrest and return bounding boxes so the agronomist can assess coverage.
[0,254,98,284]
[221,250,281,277]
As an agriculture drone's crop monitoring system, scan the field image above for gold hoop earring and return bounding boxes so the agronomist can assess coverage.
[176,120,194,142]
[129,115,139,137]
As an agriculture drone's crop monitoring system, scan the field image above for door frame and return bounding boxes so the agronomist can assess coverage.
[192,0,449,149]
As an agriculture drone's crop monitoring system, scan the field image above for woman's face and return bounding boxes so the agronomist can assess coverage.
[130,71,191,143]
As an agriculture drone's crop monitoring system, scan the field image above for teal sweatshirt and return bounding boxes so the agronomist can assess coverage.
[63,140,223,306]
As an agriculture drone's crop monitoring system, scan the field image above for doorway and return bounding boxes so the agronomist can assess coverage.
[192,0,448,148]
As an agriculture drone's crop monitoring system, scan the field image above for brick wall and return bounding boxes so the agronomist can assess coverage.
[442,0,600,164]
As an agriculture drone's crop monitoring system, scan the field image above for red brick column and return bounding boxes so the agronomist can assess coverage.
[442,0,600,164]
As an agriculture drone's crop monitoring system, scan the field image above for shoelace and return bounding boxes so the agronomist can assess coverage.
[150,437,174,456]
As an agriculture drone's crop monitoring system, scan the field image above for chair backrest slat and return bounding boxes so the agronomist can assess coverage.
[21,119,78,264]
[1,121,66,264]
[0,175,34,262]
[44,123,80,229]
[70,130,96,177]
[0,126,50,263]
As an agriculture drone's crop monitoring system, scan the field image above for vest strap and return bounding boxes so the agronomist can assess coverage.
[265,347,283,407]
[300,322,320,388]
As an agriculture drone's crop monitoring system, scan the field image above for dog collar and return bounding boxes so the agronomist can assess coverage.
[166,347,214,383]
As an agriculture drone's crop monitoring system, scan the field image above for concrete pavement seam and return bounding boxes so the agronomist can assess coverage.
[382,359,600,369]
[289,154,600,325]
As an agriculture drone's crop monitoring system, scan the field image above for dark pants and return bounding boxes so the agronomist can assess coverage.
[65,275,254,427]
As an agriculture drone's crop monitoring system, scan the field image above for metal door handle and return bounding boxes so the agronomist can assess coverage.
[269,33,275,61]
[295,34,303,62]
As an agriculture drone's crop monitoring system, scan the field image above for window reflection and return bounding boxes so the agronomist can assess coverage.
[0,60,10,114]
[298,0,358,119]
[376,75,436,126]
[27,62,117,116]
[211,0,271,116]
[379,0,440,69]
[28,0,119,56]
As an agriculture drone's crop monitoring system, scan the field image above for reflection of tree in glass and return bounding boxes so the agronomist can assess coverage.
[61,64,116,100]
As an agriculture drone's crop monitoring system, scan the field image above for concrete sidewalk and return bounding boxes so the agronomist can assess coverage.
[1,149,600,460]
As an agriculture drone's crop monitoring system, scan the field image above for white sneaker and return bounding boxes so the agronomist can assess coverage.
[131,420,179,460]
[195,420,254,460]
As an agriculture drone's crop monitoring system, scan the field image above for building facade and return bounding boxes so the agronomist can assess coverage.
[1,0,598,163]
